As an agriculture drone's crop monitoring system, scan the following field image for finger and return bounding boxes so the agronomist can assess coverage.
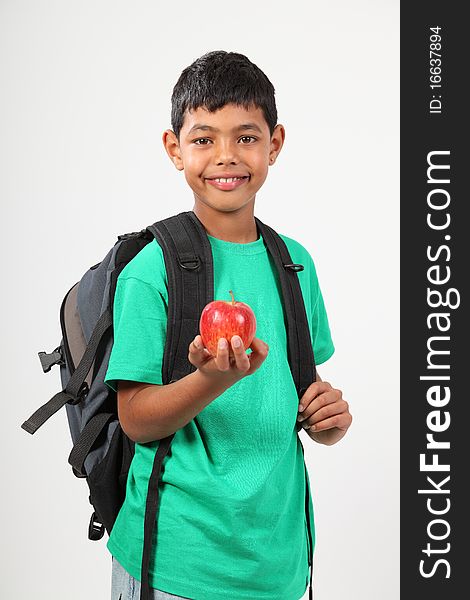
[230,335,250,372]
[304,412,352,433]
[195,336,212,357]
[189,336,212,361]
[297,390,341,422]
[189,335,204,355]
[298,382,337,412]
[300,399,349,427]
[215,337,230,371]
[188,338,209,369]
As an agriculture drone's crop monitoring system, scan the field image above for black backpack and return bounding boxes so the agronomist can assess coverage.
[21,210,316,600]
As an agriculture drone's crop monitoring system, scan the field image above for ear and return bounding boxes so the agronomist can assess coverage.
[162,129,184,170]
[269,124,285,165]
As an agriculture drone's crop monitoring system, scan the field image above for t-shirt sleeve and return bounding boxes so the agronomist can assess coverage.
[104,275,167,392]
[307,256,335,365]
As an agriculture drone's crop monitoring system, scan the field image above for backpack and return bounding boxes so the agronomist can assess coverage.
[21,210,316,600]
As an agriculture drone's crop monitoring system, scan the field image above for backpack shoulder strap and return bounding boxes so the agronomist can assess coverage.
[139,210,214,600]
[146,210,214,385]
[254,216,316,397]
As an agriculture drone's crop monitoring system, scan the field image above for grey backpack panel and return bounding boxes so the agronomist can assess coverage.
[78,246,116,341]
[61,242,124,475]
[60,283,86,444]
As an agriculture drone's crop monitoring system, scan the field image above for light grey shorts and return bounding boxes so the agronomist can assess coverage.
[111,556,189,600]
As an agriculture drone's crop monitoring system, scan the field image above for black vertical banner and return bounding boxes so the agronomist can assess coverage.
[401,3,468,599]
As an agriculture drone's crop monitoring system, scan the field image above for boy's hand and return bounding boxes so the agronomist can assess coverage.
[297,381,352,446]
[188,334,269,385]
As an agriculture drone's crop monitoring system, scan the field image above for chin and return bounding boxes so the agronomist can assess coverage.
[196,193,255,212]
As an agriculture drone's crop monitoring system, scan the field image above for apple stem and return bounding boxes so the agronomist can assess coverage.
[229,290,235,305]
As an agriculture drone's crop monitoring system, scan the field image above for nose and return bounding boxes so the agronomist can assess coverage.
[215,140,239,165]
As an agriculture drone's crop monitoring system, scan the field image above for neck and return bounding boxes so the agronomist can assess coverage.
[192,200,258,243]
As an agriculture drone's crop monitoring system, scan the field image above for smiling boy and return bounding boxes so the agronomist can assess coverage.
[166,101,278,244]
[106,50,352,600]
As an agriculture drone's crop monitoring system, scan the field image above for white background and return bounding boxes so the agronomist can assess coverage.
[0,1,399,598]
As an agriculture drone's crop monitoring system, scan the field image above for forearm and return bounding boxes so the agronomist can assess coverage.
[124,369,235,443]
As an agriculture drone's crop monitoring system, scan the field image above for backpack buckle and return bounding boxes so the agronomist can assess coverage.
[88,511,105,541]
[38,346,65,373]
[284,263,304,272]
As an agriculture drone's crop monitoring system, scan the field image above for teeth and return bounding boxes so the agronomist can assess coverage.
[213,177,245,183]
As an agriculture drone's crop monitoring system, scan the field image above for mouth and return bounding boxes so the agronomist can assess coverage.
[205,176,250,191]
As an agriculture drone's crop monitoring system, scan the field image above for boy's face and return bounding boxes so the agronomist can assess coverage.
[163,103,284,214]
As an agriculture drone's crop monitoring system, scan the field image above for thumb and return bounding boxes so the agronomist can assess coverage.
[247,338,269,371]
[249,337,269,353]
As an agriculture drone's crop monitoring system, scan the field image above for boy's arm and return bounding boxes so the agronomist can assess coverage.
[118,370,234,443]
[118,334,269,443]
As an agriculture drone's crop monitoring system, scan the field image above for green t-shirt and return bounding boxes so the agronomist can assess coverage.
[104,228,334,600]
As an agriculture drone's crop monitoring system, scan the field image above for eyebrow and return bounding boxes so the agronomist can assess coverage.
[187,123,263,135]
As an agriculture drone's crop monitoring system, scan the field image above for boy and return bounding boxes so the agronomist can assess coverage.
[106,50,352,600]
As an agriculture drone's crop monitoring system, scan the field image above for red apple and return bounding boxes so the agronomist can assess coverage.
[199,290,257,357]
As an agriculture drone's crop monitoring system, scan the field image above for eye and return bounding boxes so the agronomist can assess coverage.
[193,138,211,145]
[239,136,257,144]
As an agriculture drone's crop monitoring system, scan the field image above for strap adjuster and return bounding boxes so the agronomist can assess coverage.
[67,382,89,406]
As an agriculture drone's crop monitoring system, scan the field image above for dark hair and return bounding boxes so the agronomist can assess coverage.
[171,50,277,140]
